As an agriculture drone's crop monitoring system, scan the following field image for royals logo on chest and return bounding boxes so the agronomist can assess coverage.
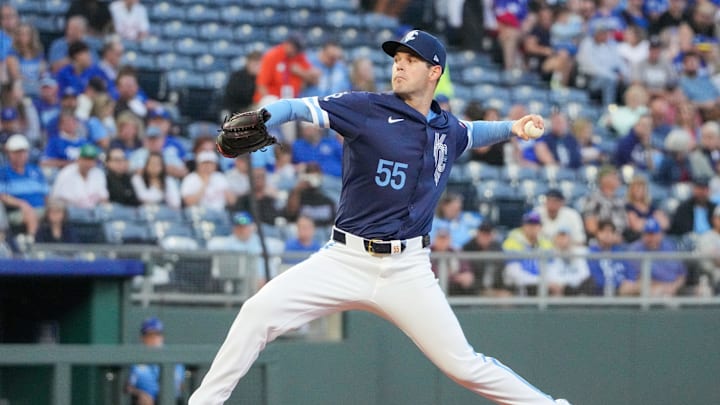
[433,132,447,186]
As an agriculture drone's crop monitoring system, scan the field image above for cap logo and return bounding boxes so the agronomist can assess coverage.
[433,54,439,63]
[402,30,419,43]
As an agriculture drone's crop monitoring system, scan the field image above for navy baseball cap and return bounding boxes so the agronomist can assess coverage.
[522,211,542,225]
[140,317,164,335]
[147,107,171,120]
[233,211,254,226]
[382,30,446,73]
[643,218,661,234]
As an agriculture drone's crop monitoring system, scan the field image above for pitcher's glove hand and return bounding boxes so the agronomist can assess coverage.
[216,108,277,158]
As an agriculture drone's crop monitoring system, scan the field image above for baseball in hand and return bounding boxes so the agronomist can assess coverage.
[523,120,544,139]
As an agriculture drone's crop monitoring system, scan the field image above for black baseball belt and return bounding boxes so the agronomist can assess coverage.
[332,229,430,256]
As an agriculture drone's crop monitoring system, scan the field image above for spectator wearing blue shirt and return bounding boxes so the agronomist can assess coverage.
[33,78,62,136]
[0,5,19,63]
[678,51,720,120]
[55,41,117,100]
[129,108,188,179]
[5,23,48,98]
[283,215,322,266]
[614,115,660,171]
[302,40,351,98]
[430,193,481,250]
[48,16,99,73]
[534,112,583,169]
[127,317,185,405]
[41,109,90,170]
[292,121,343,199]
[623,218,687,296]
[587,221,632,296]
[0,134,48,236]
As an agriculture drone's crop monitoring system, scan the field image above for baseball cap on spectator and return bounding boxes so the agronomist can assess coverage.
[643,218,661,234]
[554,226,571,236]
[649,36,663,48]
[40,77,58,88]
[1,107,18,121]
[79,143,99,159]
[382,29,446,74]
[147,107,171,121]
[590,18,614,35]
[692,176,711,187]
[522,211,542,225]
[61,86,78,98]
[196,150,218,164]
[5,134,30,152]
[140,317,164,335]
[286,31,307,51]
[545,188,565,200]
[145,125,163,138]
[233,211,254,226]
[478,221,494,233]
[68,41,90,59]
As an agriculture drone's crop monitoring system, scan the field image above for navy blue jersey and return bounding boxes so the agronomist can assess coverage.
[308,92,470,239]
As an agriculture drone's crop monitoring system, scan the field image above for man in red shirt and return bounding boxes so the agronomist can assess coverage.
[253,32,320,104]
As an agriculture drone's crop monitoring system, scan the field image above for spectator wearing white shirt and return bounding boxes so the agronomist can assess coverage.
[545,228,593,296]
[131,151,181,209]
[180,151,235,212]
[537,188,586,246]
[109,0,149,41]
[50,144,108,208]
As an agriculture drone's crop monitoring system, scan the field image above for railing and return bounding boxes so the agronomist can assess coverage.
[25,243,720,310]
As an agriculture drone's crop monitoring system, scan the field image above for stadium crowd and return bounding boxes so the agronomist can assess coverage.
[0,0,719,300]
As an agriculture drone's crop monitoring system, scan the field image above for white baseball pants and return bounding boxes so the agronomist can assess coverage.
[189,232,557,405]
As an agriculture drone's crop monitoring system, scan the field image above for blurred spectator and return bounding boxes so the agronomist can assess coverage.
[0,134,47,236]
[620,0,650,29]
[695,205,720,294]
[223,51,262,114]
[5,23,47,98]
[41,109,90,169]
[110,111,143,156]
[292,121,343,182]
[502,211,554,295]
[48,16,99,73]
[648,96,674,145]
[32,78,61,136]
[55,41,117,100]
[430,193,481,250]
[542,5,582,88]
[225,157,250,199]
[186,135,233,173]
[66,0,112,37]
[624,174,669,242]
[631,36,677,96]
[87,93,116,149]
[285,163,335,227]
[180,151,234,212]
[648,0,690,36]
[583,165,628,238]
[131,152,181,209]
[692,121,720,174]
[617,25,649,74]
[605,84,649,137]
[622,218,687,296]
[234,167,282,226]
[34,199,79,244]
[98,37,125,82]
[672,99,702,141]
[126,317,185,405]
[534,112,583,169]
[0,106,21,143]
[44,86,80,138]
[467,103,506,166]
[537,188,586,246]
[678,51,720,120]
[506,104,538,167]
[577,20,629,106]
[687,1,717,38]
[668,176,716,236]
[573,118,604,165]
[253,32,320,104]
[494,0,530,72]
[283,215,322,266]
[268,146,297,193]
[372,0,411,18]
[462,221,511,297]
[654,128,709,185]
[587,220,632,296]
[614,114,659,171]
[430,225,475,295]
[50,144,109,209]
[303,40,351,97]
[207,211,272,288]
[115,68,157,119]
[523,6,559,82]
[109,0,150,42]
[105,146,140,206]
[545,228,593,296]
[349,57,376,92]
[1,80,41,144]
[0,5,19,68]
[129,124,187,180]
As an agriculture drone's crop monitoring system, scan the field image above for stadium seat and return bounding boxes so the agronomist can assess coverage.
[268,25,291,44]
[162,20,198,39]
[542,166,576,185]
[136,68,167,101]
[446,181,480,211]
[186,4,220,22]
[167,69,206,89]
[103,220,154,244]
[304,26,327,47]
[195,54,230,72]
[519,179,550,202]
[221,6,256,24]
[186,121,220,140]
[151,220,196,240]
[121,51,156,70]
[174,37,208,56]
[45,0,69,16]
[510,85,549,103]
[150,2,186,21]
[184,206,231,226]
[157,52,195,71]
[176,87,221,120]
[234,24,265,43]
[472,84,510,101]
[284,0,318,8]
[66,207,96,223]
[550,87,590,104]
[95,203,138,221]
[255,7,289,26]
[140,36,172,54]
[137,205,184,222]
[211,40,241,58]
[199,22,235,41]
[672,182,692,201]
[338,28,369,47]
[324,10,363,28]
[289,8,325,27]
[194,220,232,242]
[10,0,45,14]
[465,161,501,182]
[317,0,356,10]
[502,165,539,184]
[363,12,400,30]
[205,71,229,90]
[160,235,200,251]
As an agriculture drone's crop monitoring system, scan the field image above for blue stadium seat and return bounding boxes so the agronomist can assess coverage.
[222,6,256,24]
[549,88,590,104]
[103,221,154,244]
[66,206,96,223]
[542,166,576,185]
[186,4,221,23]
[526,100,552,117]
[186,121,220,140]
[648,182,671,205]
[185,206,231,227]
[482,98,508,116]
[174,37,208,56]
[233,24,265,43]
[511,85,549,103]
[324,10,363,28]
[199,22,235,41]
[45,0,69,16]
[472,84,509,101]
[363,12,400,30]
[317,0,356,11]
[162,20,198,39]
[194,220,232,242]
[151,220,196,239]
[268,25,291,44]
[121,51,157,70]
[502,165,539,184]
[157,52,195,71]
[446,181,480,211]
[150,2,186,21]
[137,205,184,222]
[95,203,138,221]
[167,69,206,89]
[10,0,45,14]
[210,40,239,58]
[246,0,285,7]
[289,8,324,27]
[284,0,318,8]
[254,7,289,26]
[304,26,328,48]
[519,180,550,202]
[465,161,502,182]
[338,28,369,47]
[140,36,172,54]
[205,71,229,90]
[159,236,200,251]
[195,54,230,72]
[461,66,502,85]
[26,15,62,33]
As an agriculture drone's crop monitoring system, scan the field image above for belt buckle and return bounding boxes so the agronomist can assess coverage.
[366,239,384,256]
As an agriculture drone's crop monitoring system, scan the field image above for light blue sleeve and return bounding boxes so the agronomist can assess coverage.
[264,97,326,128]
[460,120,514,153]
